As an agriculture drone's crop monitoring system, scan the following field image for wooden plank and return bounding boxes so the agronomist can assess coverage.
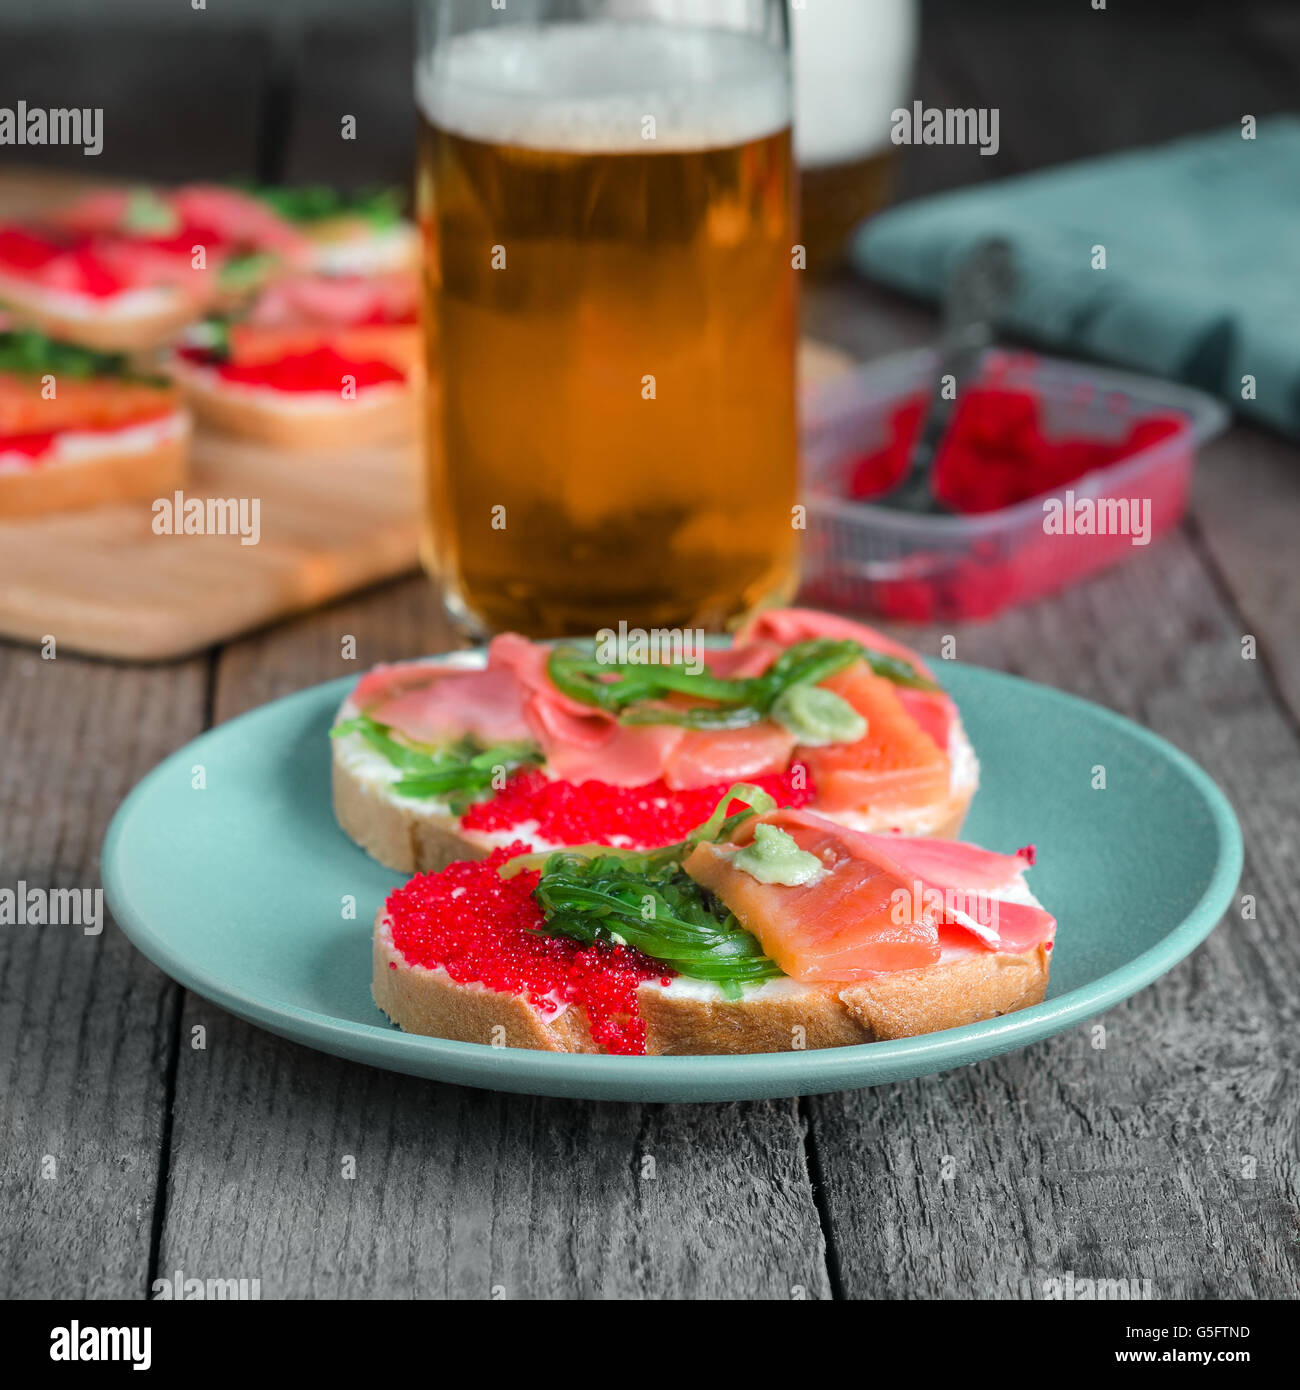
[0,644,208,1297]
[151,579,831,1298]
[0,431,422,663]
[1189,427,1300,729]
[808,531,1300,1298]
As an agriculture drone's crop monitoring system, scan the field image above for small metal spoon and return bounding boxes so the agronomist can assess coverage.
[880,237,1018,514]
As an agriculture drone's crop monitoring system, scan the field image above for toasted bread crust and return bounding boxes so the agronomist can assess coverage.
[332,755,474,874]
[0,426,189,517]
[332,727,976,876]
[172,362,413,447]
[372,910,1050,1055]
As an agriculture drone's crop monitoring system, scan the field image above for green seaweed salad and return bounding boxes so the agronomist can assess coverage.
[547,636,936,731]
[504,782,785,999]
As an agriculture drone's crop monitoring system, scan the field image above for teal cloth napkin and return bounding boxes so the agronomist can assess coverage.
[852,117,1300,437]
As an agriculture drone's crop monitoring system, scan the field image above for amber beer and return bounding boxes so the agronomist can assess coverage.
[798,149,896,271]
[416,24,798,637]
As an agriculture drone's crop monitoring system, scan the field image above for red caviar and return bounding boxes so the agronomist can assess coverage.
[0,226,127,297]
[460,768,815,848]
[0,430,57,461]
[849,388,1183,514]
[179,343,405,392]
[384,845,670,1055]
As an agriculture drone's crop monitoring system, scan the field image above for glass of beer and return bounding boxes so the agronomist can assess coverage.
[792,0,918,269]
[415,0,798,638]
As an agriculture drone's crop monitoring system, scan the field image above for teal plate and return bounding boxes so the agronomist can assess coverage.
[102,661,1242,1102]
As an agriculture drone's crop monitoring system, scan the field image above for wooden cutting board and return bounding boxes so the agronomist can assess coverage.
[0,170,852,660]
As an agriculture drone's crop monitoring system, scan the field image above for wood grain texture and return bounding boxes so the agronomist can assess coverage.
[156,1022,828,1299]
[1190,429,1300,729]
[0,430,424,662]
[0,646,208,1297]
[147,580,831,1299]
[808,533,1300,1299]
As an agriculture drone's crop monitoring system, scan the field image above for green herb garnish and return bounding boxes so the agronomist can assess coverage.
[123,188,179,234]
[331,712,542,814]
[515,783,784,998]
[546,637,937,734]
[254,185,405,228]
[0,329,164,384]
[217,251,277,294]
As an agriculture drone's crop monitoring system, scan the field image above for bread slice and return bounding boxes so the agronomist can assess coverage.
[170,357,413,447]
[372,908,1050,1055]
[305,221,419,276]
[0,275,198,353]
[332,708,978,875]
[0,412,189,517]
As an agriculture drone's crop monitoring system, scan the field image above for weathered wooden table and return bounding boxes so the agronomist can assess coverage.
[2,0,1298,1301]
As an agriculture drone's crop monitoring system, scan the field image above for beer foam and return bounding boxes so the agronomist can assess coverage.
[792,0,918,166]
[418,21,791,152]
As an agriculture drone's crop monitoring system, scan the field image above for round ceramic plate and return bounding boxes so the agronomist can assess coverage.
[102,658,1241,1102]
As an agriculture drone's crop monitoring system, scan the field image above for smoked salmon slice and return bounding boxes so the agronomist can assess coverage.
[798,665,951,814]
[0,372,178,435]
[364,666,533,746]
[736,606,957,800]
[662,723,796,791]
[736,606,936,676]
[683,808,1055,983]
[683,814,944,981]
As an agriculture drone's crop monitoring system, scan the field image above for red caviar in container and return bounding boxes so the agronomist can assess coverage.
[847,387,1183,514]
[384,845,669,1054]
[459,768,815,847]
[802,349,1227,621]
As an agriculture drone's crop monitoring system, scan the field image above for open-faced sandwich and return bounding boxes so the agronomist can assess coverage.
[333,608,979,873]
[252,186,418,275]
[0,328,188,516]
[167,271,418,447]
[0,186,308,351]
[372,783,1055,1055]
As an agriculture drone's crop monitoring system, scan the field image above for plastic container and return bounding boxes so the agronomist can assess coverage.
[800,348,1229,621]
